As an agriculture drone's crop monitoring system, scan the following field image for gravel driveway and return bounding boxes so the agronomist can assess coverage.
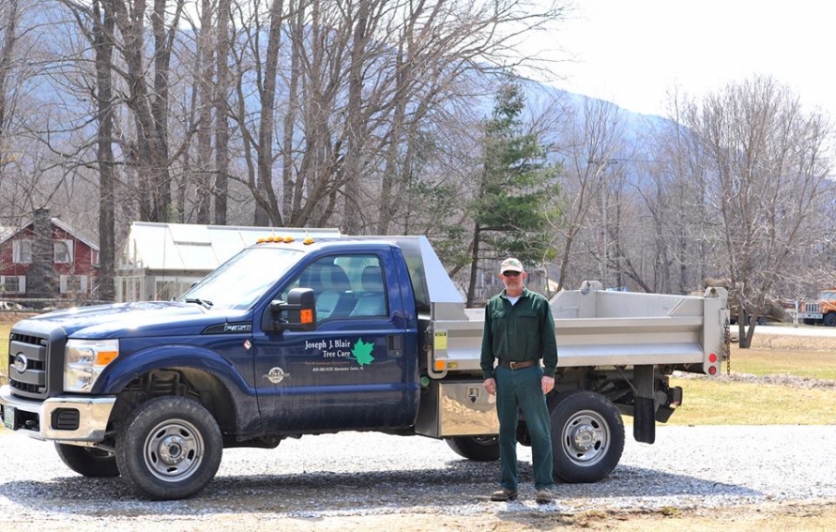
[1,425,834,530]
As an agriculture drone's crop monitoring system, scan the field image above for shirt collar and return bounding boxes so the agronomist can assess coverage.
[501,287,530,300]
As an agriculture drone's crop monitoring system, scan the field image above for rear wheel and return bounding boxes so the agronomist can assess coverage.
[550,391,624,483]
[445,436,500,461]
[116,396,222,500]
[55,443,120,477]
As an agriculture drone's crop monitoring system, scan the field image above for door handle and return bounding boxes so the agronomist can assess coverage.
[387,335,403,357]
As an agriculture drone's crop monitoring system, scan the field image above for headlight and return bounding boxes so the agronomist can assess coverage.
[64,339,119,393]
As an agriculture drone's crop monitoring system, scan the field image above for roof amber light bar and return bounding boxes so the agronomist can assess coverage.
[255,234,315,244]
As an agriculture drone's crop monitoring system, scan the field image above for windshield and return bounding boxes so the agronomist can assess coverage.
[178,246,302,310]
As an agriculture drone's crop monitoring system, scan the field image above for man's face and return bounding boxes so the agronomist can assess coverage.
[501,270,526,295]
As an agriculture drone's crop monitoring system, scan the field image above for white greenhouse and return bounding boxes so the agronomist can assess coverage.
[116,222,340,302]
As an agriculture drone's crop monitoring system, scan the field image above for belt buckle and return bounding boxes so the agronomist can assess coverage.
[509,361,520,370]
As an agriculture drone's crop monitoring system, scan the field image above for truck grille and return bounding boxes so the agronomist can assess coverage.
[8,331,52,399]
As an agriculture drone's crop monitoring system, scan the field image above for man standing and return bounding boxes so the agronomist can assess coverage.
[480,257,558,504]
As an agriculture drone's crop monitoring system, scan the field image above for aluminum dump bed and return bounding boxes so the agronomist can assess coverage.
[426,281,728,379]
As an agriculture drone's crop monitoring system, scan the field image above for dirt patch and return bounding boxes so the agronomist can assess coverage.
[676,371,836,390]
[556,501,836,532]
[750,333,836,351]
[0,312,37,324]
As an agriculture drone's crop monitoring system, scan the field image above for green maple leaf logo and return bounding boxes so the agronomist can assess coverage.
[351,338,375,366]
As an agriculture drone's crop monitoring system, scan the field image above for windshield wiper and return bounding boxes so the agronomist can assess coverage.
[184,298,213,309]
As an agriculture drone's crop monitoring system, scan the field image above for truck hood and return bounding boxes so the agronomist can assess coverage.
[24,301,249,338]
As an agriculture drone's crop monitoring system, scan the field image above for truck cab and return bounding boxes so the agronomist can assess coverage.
[2,236,429,499]
[798,289,836,326]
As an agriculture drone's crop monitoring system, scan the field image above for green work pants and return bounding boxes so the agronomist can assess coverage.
[495,364,555,491]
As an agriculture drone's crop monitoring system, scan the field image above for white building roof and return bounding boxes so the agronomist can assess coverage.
[0,217,99,251]
[120,222,341,273]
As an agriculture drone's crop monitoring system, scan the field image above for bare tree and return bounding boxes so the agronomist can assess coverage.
[227,0,568,232]
[0,0,19,167]
[92,0,117,301]
[108,0,185,222]
[214,0,231,224]
[550,97,623,292]
[679,76,834,347]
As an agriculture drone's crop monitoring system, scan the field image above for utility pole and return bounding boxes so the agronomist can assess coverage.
[590,159,619,287]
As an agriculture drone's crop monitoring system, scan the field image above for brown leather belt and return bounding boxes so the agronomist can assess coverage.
[498,359,538,370]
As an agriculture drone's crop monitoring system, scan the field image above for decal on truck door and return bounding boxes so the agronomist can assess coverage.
[306,338,375,373]
[264,367,288,384]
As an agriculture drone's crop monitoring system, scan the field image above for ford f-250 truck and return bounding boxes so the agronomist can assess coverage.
[1,235,729,500]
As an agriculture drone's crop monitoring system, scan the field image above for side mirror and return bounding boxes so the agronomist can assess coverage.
[263,288,316,332]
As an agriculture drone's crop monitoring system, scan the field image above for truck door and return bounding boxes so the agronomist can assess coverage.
[252,250,419,433]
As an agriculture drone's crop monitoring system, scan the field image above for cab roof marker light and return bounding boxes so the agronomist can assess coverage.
[284,236,294,243]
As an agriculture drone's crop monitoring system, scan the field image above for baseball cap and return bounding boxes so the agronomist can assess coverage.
[500,257,524,274]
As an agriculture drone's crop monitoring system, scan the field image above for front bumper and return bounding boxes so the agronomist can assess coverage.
[0,385,116,442]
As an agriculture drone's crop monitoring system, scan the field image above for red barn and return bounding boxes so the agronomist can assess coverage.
[0,208,99,303]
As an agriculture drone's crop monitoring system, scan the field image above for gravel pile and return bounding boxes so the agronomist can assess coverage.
[0,425,834,529]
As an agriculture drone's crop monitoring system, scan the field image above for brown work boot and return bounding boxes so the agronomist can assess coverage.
[490,487,518,501]
[535,487,556,504]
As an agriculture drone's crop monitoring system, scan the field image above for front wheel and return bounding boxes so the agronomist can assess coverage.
[550,391,625,483]
[445,436,500,461]
[116,396,222,500]
[55,443,120,477]
[824,313,836,327]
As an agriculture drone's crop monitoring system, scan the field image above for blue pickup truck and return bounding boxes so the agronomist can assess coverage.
[1,235,728,500]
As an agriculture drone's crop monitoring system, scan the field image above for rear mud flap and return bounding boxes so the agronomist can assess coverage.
[633,396,655,444]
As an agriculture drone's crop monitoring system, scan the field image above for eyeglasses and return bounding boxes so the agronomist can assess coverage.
[503,271,521,278]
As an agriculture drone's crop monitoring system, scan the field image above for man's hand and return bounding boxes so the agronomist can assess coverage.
[484,377,497,395]
[541,375,555,395]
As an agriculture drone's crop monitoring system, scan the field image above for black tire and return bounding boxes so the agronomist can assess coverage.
[445,436,500,461]
[55,443,120,478]
[757,316,767,326]
[550,391,625,483]
[116,396,222,500]
[824,313,836,327]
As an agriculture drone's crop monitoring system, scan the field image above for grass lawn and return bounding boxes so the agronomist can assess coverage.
[666,344,836,426]
[668,375,836,425]
[1,321,835,426]
[1,322,12,373]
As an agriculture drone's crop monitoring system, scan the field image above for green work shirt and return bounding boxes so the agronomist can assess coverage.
[480,287,558,380]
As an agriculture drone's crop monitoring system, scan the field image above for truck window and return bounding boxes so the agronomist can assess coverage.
[283,254,387,320]
[349,264,386,316]
[180,247,301,309]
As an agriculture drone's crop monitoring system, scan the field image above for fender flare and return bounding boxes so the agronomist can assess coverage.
[95,345,253,396]
[92,345,258,433]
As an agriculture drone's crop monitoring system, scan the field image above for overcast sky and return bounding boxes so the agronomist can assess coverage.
[532,0,836,119]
